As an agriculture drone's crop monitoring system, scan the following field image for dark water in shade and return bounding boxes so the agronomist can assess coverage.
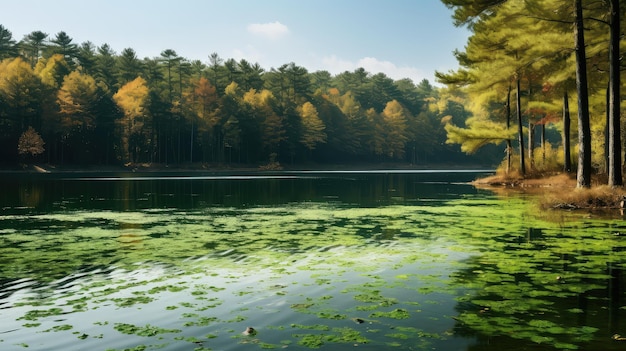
[0,170,625,351]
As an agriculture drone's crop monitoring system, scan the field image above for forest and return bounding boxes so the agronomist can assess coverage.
[0,23,500,170]
[437,0,625,188]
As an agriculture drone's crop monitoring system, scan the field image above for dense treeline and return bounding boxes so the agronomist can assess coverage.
[437,0,625,188]
[0,25,496,168]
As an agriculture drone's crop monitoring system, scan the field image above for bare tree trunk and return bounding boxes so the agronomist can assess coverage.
[574,0,592,188]
[190,118,194,163]
[541,123,546,164]
[516,78,526,176]
[563,91,572,172]
[506,84,512,174]
[608,0,622,186]
[528,122,534,171]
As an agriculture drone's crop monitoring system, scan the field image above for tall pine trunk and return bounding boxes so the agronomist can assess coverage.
[574,0,592,188]
[506,84,512,174]
[541,124,546,164]
[528,122,534,171]
[608,0,622,186]
[563,91,571,172]
[516,78,526,176]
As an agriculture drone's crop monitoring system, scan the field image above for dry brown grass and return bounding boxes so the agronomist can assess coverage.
[473,171,626,210]
[542,184,626,209]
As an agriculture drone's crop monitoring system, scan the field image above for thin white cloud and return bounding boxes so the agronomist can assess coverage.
[358,57,425,83]
[321,55,355,73]
[321,55,425,83]
[232,45,263,63]
[247,21,289,40]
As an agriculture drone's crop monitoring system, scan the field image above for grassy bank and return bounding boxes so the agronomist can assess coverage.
[473,172,626,210]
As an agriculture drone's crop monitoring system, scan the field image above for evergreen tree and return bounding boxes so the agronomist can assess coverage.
[47,31,79,68]
[117,48,143,86]
[0,25,17,60]
[76,41,97,74]
[20,30,48,67]
[94,44,118,91]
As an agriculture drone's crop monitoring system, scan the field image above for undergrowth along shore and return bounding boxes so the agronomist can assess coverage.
[473,172,626,211]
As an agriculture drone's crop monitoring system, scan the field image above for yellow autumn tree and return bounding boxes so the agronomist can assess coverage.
[298,101,326,151]
[191,77,219,135]
[57,70,98,133]
[34,54,70,88]
[243,88,285,157]
[381,100,409,159]
[113,77,149,163]
[0,57,47,131]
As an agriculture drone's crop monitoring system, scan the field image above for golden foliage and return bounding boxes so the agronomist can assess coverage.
[298,102,326,150]
[381,100,409,158]
[113,77,149,163]
[0,57,44,110]
[189,77,217,121]
[224,81,239,96]
[113,77,149,119]
[57,70,98,130]
[35,54,69,88]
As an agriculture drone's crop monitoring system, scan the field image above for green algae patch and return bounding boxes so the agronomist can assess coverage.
[316,311,346,320]
[44,324,73,332]
[18,307,65,321]
[353,290,398,307]
[182,316,218,327]
[293,327,369,349]
[328,327,369,344]
[113,323,182,337]
[291,324,331,331]
[111,295,154,307]
[369,308,410,320]
[295,334,325,348]
[105,346,148,351]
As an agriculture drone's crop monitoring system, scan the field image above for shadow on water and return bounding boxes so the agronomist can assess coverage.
[0,169,493,212]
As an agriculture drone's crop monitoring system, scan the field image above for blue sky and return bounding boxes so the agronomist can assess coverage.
[1,0,469,84]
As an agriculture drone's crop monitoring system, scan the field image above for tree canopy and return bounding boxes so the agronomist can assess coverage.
[438,0,625,187]
[0,24,499,167]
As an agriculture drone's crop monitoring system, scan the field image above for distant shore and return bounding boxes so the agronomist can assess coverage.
[0,162,496,175]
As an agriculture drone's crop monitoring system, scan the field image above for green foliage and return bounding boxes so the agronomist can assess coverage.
[438,0,621,182]
[445,119,516,154]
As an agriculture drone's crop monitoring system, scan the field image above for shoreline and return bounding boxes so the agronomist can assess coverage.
[0,162,496,175]
[472,172,626,211]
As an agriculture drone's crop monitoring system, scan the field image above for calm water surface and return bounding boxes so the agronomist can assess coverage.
[0,170,625,351]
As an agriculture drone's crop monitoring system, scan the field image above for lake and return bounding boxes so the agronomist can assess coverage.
[0,170,625,351]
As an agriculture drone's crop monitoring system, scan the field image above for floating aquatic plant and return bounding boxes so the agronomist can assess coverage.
[113,323,181,337]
